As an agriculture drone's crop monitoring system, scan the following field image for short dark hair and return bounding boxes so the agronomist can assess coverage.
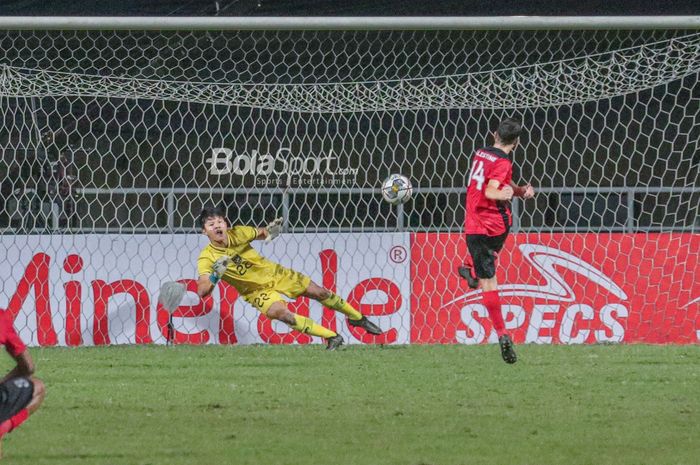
[496,118,522,145]
[198,205,229,229]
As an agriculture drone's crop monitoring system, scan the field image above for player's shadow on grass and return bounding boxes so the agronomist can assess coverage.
[230,362,299,368]
[33,453,130,460]
[34,450,194,460]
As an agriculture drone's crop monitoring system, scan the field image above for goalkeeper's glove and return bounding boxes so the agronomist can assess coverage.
[265,217,284,242]
[210,256,232,285]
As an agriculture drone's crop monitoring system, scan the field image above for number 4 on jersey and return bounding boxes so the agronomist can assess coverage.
[469,160,485,190]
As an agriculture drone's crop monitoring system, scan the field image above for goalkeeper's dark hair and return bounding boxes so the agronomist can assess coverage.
[496,118,522,145]
[198,205,229,229]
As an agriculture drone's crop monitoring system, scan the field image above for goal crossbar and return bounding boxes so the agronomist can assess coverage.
[0,16,699,31]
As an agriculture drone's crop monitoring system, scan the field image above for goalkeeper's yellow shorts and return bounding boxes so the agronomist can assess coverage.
[240,265,311,314]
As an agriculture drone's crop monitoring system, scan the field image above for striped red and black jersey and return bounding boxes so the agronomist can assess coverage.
[465,146,513,236]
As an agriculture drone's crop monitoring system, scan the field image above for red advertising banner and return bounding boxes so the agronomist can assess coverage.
[410,233,700,344]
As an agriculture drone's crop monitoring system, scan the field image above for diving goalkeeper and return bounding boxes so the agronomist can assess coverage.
[196,206,382,350]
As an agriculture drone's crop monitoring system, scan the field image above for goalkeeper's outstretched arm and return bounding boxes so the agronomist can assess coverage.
[253,218,283,242]
[197,275,215,298]
[243,218,282,242]
[196,256,231,298]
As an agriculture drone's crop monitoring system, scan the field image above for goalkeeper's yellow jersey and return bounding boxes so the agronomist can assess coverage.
[197,226,278,294]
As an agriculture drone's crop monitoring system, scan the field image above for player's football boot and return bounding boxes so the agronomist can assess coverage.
[457,265,479,289]
[499,334,517,364]
[348,316,383,335]
[326,334,344,351]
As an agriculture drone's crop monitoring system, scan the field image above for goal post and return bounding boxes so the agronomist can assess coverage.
[0,17,698,346]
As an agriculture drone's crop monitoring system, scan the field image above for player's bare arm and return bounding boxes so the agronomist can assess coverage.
[197,274,215,298]
[0,351,34,385]
[510,181,535,199]
[485,179,514,201]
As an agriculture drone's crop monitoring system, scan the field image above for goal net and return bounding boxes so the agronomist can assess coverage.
[0,23,698,346]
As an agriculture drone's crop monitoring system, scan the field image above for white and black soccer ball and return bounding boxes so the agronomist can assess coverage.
[381,174,413,205]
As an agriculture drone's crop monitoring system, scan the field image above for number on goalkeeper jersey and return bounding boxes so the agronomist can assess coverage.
[469,160,485,191]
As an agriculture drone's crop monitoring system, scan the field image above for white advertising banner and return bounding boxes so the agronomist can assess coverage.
[0,233,411,347]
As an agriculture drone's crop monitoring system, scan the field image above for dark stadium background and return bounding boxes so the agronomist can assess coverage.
[0,0,698,16]
[0,2,697,233]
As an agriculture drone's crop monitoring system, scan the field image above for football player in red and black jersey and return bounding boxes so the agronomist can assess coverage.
[0,312,46,457]
[459,118,535,363]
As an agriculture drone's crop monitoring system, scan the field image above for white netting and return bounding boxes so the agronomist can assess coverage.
[3,33,700,111]
[0,26,698,346]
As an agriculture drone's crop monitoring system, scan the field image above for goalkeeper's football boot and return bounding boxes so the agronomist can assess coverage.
[326,334,344,351]
[499,334,517,364]
[348,316,383,335]
[458,265,479,289]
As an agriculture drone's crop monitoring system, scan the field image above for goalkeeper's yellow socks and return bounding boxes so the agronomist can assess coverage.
[320,293,363,320]
[291,314,337,339]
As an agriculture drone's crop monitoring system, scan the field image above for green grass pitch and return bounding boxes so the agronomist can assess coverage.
[3,344,699,465]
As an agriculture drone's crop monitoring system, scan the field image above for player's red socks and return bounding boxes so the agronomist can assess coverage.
[482,290,506,337]
[10,409,28,431]
[0,420,10,437]
[0,409,29,437]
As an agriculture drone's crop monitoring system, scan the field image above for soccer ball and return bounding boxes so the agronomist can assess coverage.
[381,174,413,205]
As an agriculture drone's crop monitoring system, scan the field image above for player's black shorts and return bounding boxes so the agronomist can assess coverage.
[0,377,34,423]
[466,231,509,279]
